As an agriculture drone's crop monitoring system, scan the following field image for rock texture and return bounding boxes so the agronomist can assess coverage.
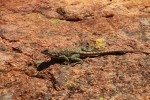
[0,0,150,99]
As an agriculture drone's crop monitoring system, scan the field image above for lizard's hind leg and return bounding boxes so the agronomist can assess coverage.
[81,45,93,52]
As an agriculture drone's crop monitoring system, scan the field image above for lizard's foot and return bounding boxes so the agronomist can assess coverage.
[64,61,72,65]
[71,61,83,67]
[70,57,83,67]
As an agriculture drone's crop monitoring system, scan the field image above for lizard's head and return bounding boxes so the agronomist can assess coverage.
[41,49,58,56]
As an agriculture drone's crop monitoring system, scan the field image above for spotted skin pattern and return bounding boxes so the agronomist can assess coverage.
[41,48,150,64]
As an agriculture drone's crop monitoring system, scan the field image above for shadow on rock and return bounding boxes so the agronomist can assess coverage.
[37,58,65,71]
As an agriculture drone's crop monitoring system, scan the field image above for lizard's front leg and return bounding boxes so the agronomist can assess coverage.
[58,55,69,64]
[70,54,83,65]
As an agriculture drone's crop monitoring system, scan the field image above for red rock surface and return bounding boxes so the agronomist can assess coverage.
[0,0,150,99]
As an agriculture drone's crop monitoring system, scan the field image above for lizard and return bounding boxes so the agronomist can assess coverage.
[41,48,150,65]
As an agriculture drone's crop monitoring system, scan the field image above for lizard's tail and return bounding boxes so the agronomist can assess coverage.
[80,50,150,56]
[99,50,150,55]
